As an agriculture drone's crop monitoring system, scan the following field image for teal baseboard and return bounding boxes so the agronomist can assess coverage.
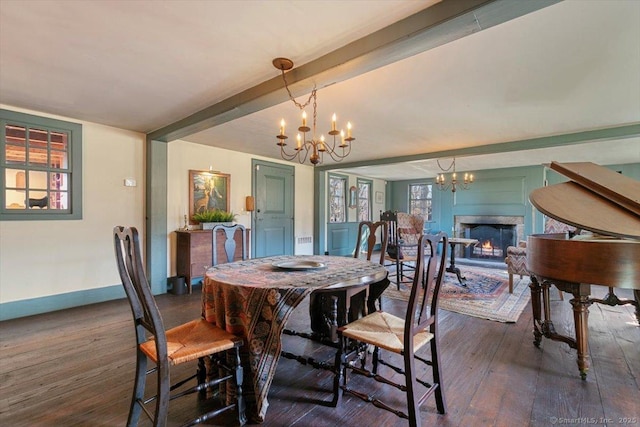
[0,284,127,321]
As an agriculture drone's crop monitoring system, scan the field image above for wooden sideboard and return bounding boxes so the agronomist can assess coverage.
[176,228,251,293]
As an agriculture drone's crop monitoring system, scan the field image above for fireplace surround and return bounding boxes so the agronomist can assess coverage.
[454,215,525,261]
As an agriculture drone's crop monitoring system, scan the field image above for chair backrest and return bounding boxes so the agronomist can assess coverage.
[397,212,424,245]
[113,226,168,357]
[212,223,247,265]
[354,221,389,265]
[405,232,448,350]
[544,216,577,235]
[380,210,399,247]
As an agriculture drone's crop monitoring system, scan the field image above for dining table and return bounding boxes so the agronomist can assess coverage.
[202,254,388,423]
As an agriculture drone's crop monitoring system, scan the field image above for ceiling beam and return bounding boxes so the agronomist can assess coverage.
[315,123,640,172]
[148,0,561,142]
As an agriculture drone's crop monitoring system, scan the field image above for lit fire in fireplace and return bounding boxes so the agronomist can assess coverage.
[473,240,504,258]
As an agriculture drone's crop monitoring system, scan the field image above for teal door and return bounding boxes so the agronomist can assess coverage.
[253,160,294,257]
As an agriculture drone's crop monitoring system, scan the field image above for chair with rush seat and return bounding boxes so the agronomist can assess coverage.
[335,232,448,427]
[114,226,246,427]
[310,220,390,341]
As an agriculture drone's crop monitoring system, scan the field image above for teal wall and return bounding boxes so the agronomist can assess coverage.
[386,162,639,238]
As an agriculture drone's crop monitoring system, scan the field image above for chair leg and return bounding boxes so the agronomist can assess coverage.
[154,360,171,427]
[508,273,514,293]
[371,346,380,375]
[233,347,247,426]
[332,339,345,407]
[404,353,420,427]
[127,351,148,427]
[430,338,447,415]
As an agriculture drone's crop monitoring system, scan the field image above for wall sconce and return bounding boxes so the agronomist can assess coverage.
[245,196,255,212]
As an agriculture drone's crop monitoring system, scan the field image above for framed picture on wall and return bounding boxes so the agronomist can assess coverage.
[375,191,384,204]
[188,170,230,223]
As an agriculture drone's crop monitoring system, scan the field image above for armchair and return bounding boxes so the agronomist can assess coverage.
[505,217,576,294]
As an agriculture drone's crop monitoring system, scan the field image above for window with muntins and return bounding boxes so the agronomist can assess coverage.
[409,183,432,222]
[357,179,371,222]
[329,175,346,223]
[1,109,82,220]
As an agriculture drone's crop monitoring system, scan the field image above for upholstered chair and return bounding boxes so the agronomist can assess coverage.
[505,217,576,295]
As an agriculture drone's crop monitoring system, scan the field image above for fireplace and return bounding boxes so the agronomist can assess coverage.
[454,215,524,262]
[464,224,515,260]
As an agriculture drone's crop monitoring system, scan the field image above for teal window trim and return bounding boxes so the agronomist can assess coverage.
[1,109,83,220]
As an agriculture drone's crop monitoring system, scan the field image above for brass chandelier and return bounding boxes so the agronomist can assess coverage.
[435,157,474,192]
[274,58,354,165]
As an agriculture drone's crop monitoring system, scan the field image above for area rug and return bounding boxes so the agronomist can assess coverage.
[383,265,531,323]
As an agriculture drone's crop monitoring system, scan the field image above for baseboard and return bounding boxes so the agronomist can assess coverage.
[0,284,126,321]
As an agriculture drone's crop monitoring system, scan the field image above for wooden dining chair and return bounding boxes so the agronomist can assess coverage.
[380,210,424,289]
[283,221,389,406]
[335,232,449,427]
[310,220,389,341]
[114,226,246,427]
[211,223,248,266]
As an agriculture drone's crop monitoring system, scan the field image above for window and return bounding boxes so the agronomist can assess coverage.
[328,175,346,223]
[357,179,371,222]
[409,183,432,222]
[1,109,82,220]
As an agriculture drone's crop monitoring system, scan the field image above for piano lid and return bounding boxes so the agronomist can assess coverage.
[529,162,640,240]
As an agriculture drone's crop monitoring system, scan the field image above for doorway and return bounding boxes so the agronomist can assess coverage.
[252,160,294,257]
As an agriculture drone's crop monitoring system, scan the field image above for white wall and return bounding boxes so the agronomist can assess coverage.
[166,140,315,276]
[0,107,315,307]
[0,105,145,304]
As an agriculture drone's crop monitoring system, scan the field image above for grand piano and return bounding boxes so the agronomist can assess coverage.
[526,161,640,380]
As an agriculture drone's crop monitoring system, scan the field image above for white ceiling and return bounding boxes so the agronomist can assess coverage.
[1,0,639,180]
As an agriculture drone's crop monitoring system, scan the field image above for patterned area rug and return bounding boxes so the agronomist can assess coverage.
[383,265,531,323]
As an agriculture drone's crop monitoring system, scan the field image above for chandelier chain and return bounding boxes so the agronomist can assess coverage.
[280,70,316,110]
[437,158,455,172]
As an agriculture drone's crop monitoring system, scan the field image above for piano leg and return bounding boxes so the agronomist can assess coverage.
[529,276,543,347]
[570,290,593,381]
[530,276,594,379]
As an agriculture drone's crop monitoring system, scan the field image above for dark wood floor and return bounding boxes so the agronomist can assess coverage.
[1,274,638,426]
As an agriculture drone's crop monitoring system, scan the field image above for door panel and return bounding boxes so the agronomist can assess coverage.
[253,161,294,257]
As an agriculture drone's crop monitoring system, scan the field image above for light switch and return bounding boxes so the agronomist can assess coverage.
[124,178,136,187]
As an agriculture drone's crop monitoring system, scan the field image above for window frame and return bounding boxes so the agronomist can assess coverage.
[1,109,82,220]
[356,178,372,222]
[328,173,347,223]
[408,182,432,222]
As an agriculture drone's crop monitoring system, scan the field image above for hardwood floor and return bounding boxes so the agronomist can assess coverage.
[1,276,638,426]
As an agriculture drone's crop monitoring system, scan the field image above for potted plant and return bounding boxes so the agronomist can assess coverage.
[192,209,237,229]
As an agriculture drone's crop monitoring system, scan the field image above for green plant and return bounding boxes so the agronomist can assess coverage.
[192,209,236,223]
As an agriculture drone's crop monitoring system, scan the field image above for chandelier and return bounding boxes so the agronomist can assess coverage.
[273,58,354,165]
[435,157,474,192]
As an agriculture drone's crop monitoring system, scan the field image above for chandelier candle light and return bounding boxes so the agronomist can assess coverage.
[436,157,474,192]
[274,57,355,165]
